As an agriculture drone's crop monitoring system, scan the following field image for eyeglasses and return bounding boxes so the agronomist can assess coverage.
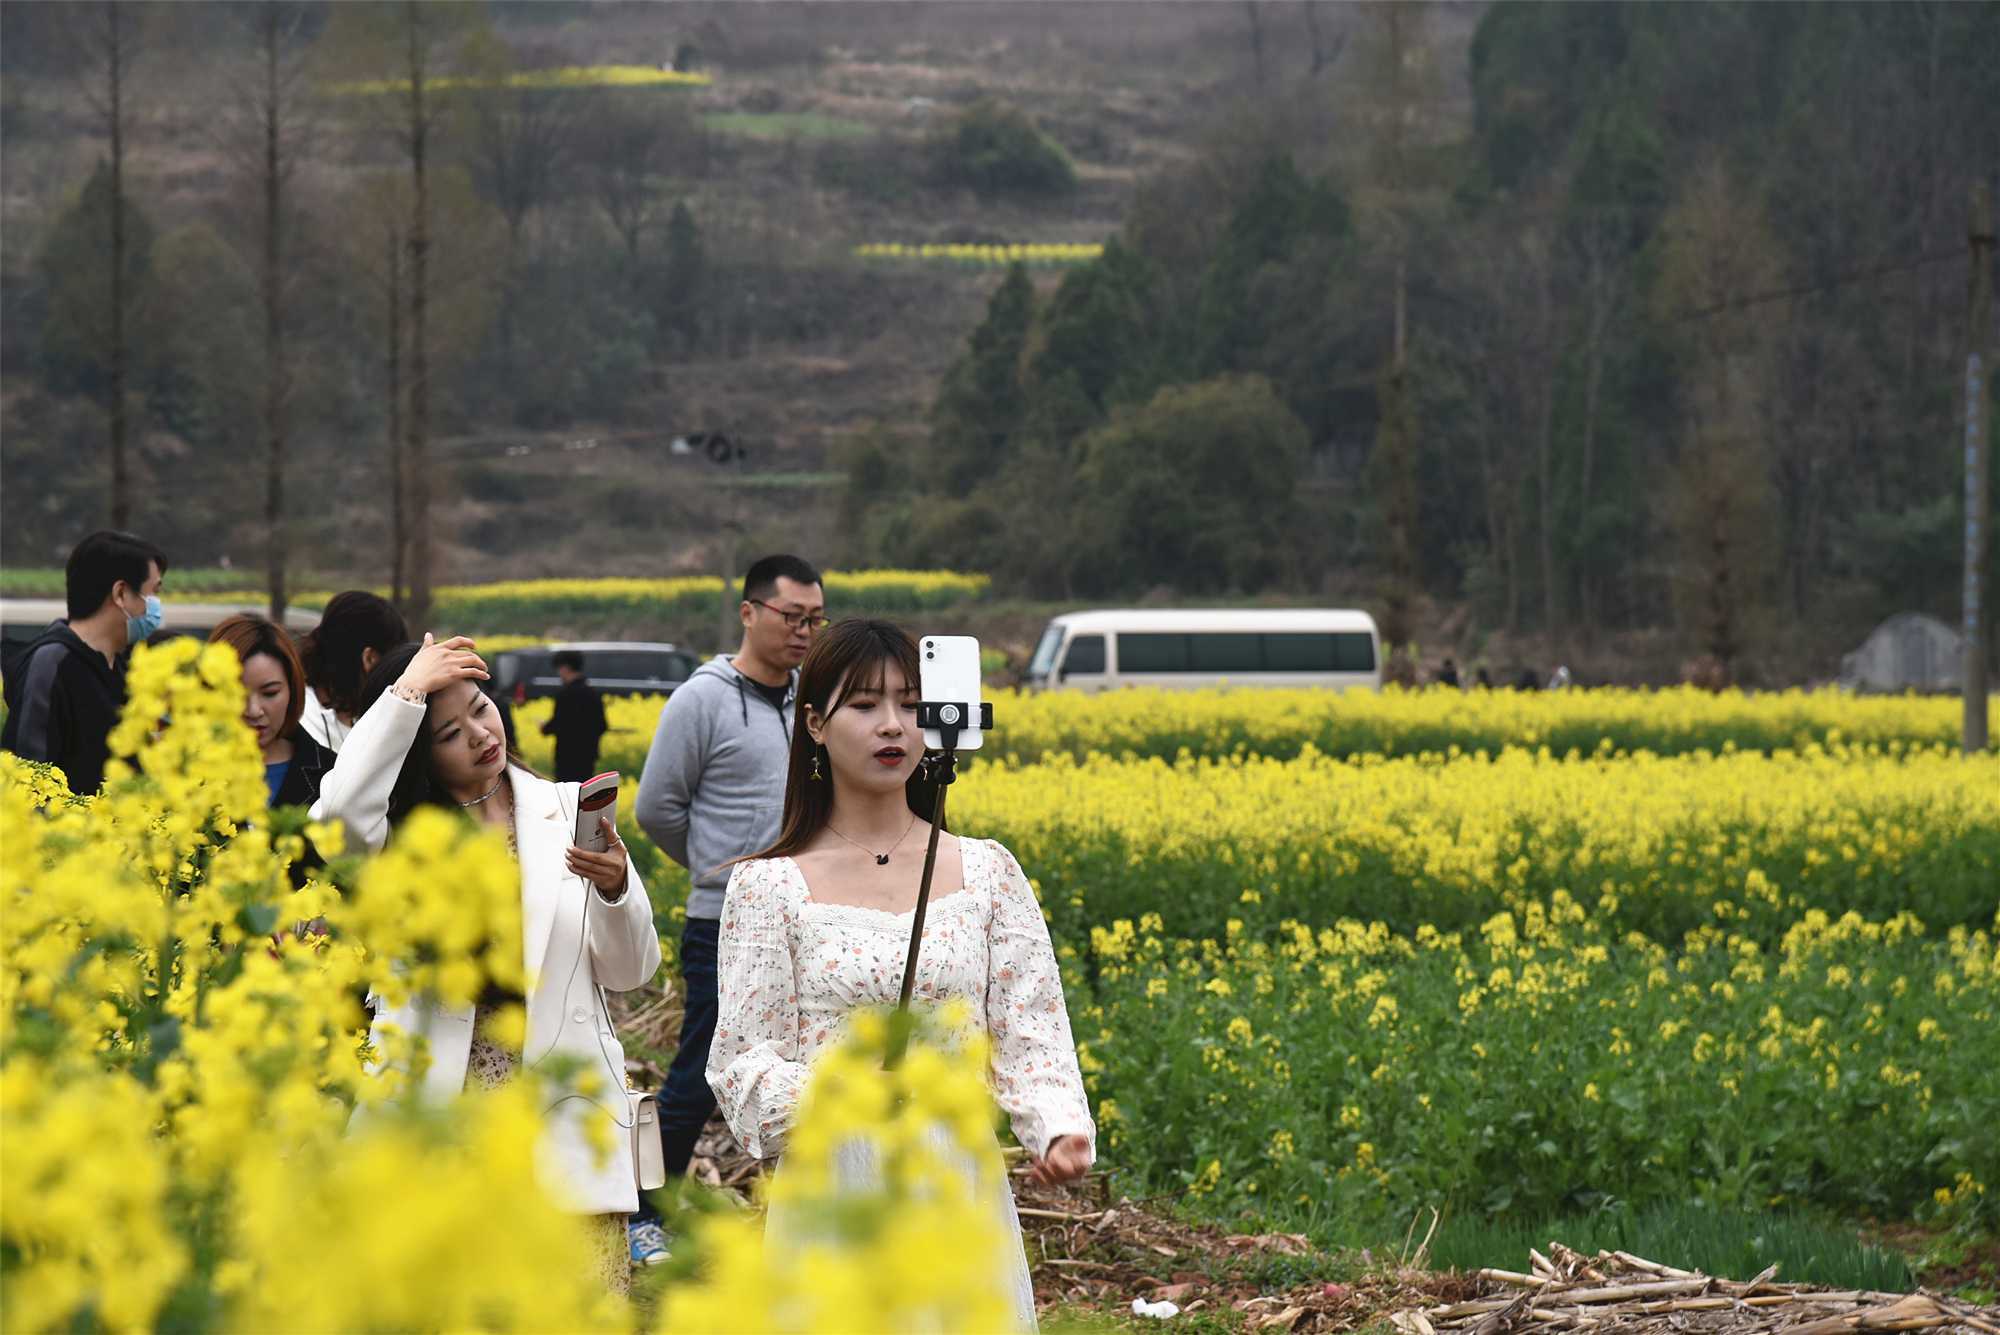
[750,599,831,633]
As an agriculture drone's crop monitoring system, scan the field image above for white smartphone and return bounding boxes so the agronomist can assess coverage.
[574,771,619,852]
[919,635,985,752]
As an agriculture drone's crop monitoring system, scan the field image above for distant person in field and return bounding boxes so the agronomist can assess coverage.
[542,650,609,783]
[2,530,168,794]
[297,592,407,754]
[1437,657,1461,689]
[627,554,827,1266]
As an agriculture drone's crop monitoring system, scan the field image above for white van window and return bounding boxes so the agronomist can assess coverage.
[1061,634,1106,675]
[1263,632,1376,672]
[1029,623,1066,679]
[1189,633,1262,673]
[1117,631,1373,674]
[1119,632,1190,672]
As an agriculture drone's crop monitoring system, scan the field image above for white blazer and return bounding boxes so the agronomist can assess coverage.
[311,691,663,1215]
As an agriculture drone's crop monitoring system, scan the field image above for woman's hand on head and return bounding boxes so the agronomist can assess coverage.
[397,633,488,697]
[1027,1135,1092,1187]
[566,817,629,895]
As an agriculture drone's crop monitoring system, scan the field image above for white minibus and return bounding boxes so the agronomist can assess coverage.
[1023,609,1381,693]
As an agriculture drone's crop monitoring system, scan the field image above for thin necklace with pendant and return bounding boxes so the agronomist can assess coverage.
[827,813,919,865]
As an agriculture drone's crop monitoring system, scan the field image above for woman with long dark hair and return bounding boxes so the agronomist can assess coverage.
[311,633,660,1296]
[706,619,1093,1331]
[296,591,407,753]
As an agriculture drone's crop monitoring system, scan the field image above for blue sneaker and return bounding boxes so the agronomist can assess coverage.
[628,1218,671,1266]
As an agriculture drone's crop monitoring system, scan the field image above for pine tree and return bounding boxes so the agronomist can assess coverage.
[930,262,1035,490]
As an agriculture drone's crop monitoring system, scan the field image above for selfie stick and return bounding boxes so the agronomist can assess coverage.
[886,699,994,1067]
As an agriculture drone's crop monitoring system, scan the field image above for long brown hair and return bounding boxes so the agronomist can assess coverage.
[209,612,308,738]
[749,618,943,862]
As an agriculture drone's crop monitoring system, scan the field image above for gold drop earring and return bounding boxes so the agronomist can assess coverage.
[811,745,824,781]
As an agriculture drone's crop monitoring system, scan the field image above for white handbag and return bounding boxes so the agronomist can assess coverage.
[629,1089,666,1192]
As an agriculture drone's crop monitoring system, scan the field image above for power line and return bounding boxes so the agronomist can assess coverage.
[1663,247,1969,323]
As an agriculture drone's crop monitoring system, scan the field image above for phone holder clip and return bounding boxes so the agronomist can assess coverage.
[915,701,992,787]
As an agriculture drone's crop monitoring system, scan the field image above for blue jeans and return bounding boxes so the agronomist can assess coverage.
[636,916,719,1223]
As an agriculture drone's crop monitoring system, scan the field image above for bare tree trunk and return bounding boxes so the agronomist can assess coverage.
[1577,385,1602,636]
[1535,253,1560,638]
[106,1,130,529]
[1303,1,1324,75]
[261,1,288,620]
[1244,1,1267,86]
[1708,486,1735,668]
[1577,237,1612,639]
[387,224,405,607]
[1472,395,1519,636]
[405,0,433,629]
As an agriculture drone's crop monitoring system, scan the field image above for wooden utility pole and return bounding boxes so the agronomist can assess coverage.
[1963,183,1993,754]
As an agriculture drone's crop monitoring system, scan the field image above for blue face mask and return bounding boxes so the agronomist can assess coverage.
[125,594,163,646]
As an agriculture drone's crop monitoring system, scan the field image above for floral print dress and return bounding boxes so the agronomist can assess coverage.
[707,838,1096,1331]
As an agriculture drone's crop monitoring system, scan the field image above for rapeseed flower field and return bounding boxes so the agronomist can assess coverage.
[1078,905,1995,1232]
[521,684,1982,780]
[420,570,986,629]
[6,645,1993,1327]
[539,685,1998,1244]
[332,65,711,96]
[854,242,1105,266]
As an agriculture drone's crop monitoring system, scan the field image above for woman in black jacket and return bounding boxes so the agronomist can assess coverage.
[209,614,342,898]
[210,613,338,810]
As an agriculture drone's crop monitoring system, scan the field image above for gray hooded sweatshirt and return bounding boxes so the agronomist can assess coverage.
[634,655,796,920]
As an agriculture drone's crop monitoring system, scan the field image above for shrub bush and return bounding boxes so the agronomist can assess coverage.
[930,101,1076,198]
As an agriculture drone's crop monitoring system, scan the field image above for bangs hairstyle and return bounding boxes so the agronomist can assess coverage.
[355,642,527,827]
[208,613,307,738]
[748,618,942,866]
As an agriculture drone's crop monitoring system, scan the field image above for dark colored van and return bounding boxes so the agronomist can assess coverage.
[494,641,699,704]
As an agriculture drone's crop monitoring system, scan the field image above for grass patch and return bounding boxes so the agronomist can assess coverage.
[702,111,871,140]
[1428,1202,1913,1292]
[710,470,848,489]
[0,567,329,600]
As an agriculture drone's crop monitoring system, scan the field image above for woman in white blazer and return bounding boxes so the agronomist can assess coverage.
[311,633,661,1296]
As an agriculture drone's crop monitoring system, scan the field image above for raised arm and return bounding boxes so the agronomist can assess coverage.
[706,858,808,1159]
[983,842,1097,1164]
[308,634,486,854]
[307,691,423,855]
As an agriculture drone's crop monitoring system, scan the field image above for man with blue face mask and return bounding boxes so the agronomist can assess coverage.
[3,530,169,794]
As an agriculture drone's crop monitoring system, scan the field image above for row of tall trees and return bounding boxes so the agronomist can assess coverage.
[15,1,714,624]
[850,2,1999,677]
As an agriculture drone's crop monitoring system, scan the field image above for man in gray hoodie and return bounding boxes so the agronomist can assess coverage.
[627,554,825,1259]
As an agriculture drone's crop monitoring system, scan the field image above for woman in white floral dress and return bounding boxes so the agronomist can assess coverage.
[707,620,1095,1331]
